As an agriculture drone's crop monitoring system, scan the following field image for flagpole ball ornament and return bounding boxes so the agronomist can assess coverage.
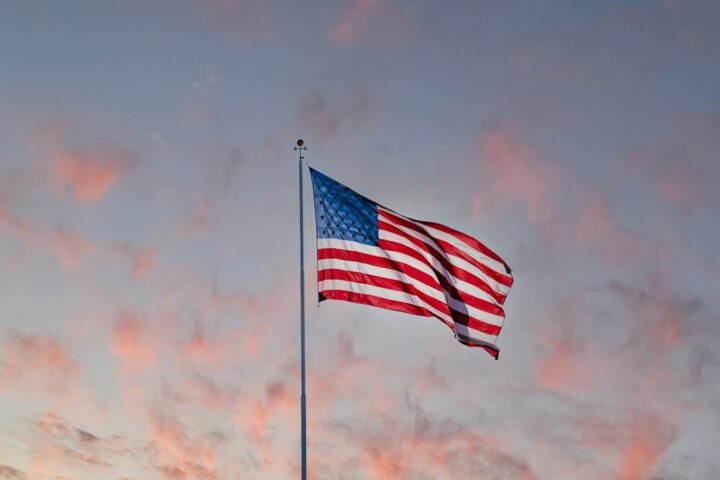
[294,139,307,160]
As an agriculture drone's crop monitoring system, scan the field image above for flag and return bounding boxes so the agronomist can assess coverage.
[309,168,514,359]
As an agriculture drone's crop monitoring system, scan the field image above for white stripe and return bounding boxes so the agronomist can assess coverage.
[318,258,447,304]
[318,258,504,327]
[318,238,428,275]
[418,222,509,276]
[318,279,454,326]
[378,229,510,298]
[318,238,504,307]
[379,211,511,295]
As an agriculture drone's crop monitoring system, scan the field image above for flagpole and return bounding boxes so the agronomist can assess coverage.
[294,139,308,480]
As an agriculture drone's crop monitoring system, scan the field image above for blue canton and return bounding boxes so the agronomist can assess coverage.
[309,168,379,246]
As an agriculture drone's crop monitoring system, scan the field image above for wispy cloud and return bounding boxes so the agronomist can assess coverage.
[21,412,131,477]
[193,0,272,44]
[331,0,387,44]
[0,333,81,394]
[0,199,95,269]
[1,193,156,274]
[110,242,158,279]
[330,0,414,46]
[146,408,222,480]
[51,145,139,203]
[110,310,158,374]
[293,90,375,145]
[475,127,562,222]
[617,414,678,480]
[0,465,24,479]
[625,113,720,211]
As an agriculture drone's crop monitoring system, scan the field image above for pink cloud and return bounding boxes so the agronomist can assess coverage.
[236,380,298,461]
[624,113,720,211]
[229,89,375,181]
[206,280,296,359]
[0,465,24,479]
[110,311,157,374]
[575,411,678,480]
[573,188,648,263]
[534,332,605,395]
[110,242,157,278]
[625,146,703,211]
[606,274,701,368]
[194,0,272,44]
[21,411,138,478]
[473,128,672,271]
[1,196,154,273]
[294,91,375,145]
[225,330,459,474]
[476,127,562,222]
[52,225,96,269]
[580,411,678,480]
[0,333,80,393]
[617,422,674,480]
[181,321,229,367]
[61,448,112,468]
[409,358,447,394]
[575,189,622,245]
[332,404,539,479]
[172,376,237,412]
[655,175,700,210]
[570,186,669,265]
[184,199,217,234]
[52,145,138,203]
[551,276,698,476]
[0,196,32,238]
[146,409,221,480]
[534,271,701,402]
[331,0,387,44]
[329,0,414,46]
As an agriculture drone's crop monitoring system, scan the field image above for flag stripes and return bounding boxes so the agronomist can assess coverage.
[311,168,513,358]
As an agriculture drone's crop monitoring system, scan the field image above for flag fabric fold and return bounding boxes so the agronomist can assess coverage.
[309,167,513,358]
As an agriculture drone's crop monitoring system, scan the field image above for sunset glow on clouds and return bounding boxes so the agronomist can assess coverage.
[51,145,138,203]
[1,1,719,479]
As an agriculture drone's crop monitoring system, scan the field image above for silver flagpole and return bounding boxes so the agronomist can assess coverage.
[294,139,308,480]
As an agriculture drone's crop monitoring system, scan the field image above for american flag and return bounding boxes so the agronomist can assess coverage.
[310,168,514,359]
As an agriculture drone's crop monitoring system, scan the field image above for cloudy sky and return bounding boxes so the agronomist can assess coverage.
[1,1,719,479]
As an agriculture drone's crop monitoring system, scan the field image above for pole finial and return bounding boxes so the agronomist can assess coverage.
[294,139,307,161]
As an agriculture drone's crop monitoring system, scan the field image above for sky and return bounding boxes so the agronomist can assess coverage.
[0,0,719,479]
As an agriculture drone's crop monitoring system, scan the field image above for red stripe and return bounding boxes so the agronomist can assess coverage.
[317,260,503,359]
[380,209,507,274]
[319,268,502,336]
[379,210,513,288]
[318,248,438,289]
[319,289,432,318]
[319,247,506,318]
[418,219,509,269]
[379,220,513,294]
[319,268,452,322]
[318,244,505,318]
[320,289,499,358]
[319,247,448,299]
[378,236,508,306]
[380,220,485,286]
[318,245,505,318]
